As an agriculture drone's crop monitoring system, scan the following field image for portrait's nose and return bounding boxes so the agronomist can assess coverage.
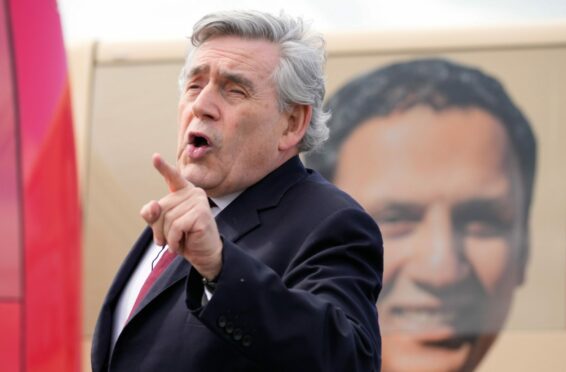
[191,84,220,121]
[408,209,471,288]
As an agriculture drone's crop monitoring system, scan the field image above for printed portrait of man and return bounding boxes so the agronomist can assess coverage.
[305,58,537,371]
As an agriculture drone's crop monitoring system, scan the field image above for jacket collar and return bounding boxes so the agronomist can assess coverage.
[215,155,308,242]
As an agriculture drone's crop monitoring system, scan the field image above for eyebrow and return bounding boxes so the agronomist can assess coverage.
[186,65,209,80]
[221,72,256,93]
[368,196,516,221]
[368,201,424,220]
[186,65,256,93]
[453,197,516,223]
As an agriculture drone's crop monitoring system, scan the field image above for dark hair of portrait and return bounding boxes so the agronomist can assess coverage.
[305,58,537,216]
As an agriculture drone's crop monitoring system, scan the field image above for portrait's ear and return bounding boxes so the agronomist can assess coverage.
[517,227,530,285]
[278,104,312,151]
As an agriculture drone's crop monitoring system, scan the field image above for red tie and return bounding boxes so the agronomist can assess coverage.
[128,248,177,319]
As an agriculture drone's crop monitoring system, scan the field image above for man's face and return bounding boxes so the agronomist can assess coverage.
[334,106,526,371]
[176,36,289,197]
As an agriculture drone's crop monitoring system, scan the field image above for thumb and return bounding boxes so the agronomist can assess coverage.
[140,200,162,224]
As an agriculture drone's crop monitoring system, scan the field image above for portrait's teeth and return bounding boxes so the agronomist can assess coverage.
[391,307,457,329]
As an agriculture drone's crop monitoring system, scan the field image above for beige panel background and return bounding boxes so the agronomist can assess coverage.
[68,23,566,371]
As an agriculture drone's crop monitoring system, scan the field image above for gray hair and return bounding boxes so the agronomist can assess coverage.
[178,10,330,152]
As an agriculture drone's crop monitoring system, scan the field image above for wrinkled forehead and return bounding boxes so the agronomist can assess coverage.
[184,35,280,73]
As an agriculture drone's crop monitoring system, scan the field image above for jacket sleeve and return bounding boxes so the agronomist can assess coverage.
[185,207,383,372]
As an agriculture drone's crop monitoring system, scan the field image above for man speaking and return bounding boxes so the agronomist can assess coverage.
[91,10,383,372]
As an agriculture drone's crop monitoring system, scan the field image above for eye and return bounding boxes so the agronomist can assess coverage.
[461,220,511,238]
[379,219,417,239]
[186,84,201,92]
[223,82,247,98]
[184,83,203,100]
[225,87,247,98]
[374,209,421,239]
[453,203,514,239]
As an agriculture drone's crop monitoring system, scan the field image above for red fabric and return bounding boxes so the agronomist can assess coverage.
[6,0,81,370]
[129,250,177,319]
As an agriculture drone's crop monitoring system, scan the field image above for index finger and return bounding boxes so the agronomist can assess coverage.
[152,153,191,192]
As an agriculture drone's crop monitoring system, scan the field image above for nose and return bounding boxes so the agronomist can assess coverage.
[191,84,220,121]
[407,209,471,288]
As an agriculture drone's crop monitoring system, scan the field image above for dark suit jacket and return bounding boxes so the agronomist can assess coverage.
[92,156,383,372]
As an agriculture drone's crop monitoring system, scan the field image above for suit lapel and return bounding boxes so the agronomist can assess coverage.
[127,255,190,320]
[216,156,308,242]
[105,227,153,303]
[92,227,153,371]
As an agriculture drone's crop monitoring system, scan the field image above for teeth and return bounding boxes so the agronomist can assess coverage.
[391,307,457,330]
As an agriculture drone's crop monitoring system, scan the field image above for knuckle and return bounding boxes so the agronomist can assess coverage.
[170,218,185,234]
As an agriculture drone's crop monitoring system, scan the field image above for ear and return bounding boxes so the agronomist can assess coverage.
[278,104,312,152]
[516,226,530,285]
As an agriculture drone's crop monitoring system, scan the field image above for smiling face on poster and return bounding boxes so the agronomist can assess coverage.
[306,58,536,371]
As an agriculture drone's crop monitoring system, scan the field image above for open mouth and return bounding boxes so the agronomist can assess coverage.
[189,133,210,148]
[185,132,212,160]
[385,300,483,338]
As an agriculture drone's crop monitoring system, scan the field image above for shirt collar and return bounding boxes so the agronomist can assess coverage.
[209,190,243,214]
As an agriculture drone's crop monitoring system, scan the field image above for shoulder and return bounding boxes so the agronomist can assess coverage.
[267,166,381,245]
[286,166,366,214]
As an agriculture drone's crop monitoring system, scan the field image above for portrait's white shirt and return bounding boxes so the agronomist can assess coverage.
[111,191,241,349]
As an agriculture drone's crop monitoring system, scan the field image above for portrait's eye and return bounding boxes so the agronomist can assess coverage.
[375,207,422,239]
[379,219,416,238]
[461,218,511,238]
[454,201,514,238]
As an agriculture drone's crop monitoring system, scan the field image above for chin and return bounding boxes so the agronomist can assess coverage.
[179,163,215,189]
[382,332,496,372]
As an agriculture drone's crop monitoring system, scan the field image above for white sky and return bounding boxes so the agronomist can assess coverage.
[57,0,566,42]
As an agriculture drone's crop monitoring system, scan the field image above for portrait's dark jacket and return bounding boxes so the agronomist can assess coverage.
[91,156,383,372]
